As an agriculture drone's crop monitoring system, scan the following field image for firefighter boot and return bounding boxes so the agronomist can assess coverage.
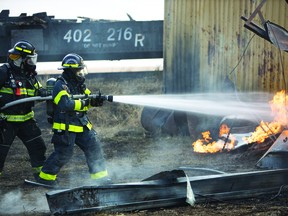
[86,176,112,186]
[35,175,59,188]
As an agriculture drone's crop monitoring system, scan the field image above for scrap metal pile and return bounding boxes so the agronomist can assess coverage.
[45,169,288,215]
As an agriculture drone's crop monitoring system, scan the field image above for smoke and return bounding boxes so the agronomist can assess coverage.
[0,189,49,215]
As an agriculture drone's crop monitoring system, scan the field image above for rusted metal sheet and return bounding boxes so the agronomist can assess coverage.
[164,0,288,93]
[46,169,288,215]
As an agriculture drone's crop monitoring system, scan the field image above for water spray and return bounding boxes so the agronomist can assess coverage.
[0,92,274,123]
[112,92,274,122]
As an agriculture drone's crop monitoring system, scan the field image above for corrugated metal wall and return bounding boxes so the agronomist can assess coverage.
[164,0,288,93]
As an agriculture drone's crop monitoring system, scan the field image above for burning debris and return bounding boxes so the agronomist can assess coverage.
[192,90,288,153]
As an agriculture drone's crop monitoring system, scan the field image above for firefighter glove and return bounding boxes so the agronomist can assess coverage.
[90,97,104,107]
[38,88,50,97]
[81,98,90,108]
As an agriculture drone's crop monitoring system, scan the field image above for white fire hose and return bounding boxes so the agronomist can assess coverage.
[0,96,52,111]
[0,94,113,111]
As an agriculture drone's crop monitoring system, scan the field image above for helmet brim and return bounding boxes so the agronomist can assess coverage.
[8,48,21,56]
[57,65,86,70]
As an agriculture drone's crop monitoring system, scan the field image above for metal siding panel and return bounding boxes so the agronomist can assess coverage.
[164,0,288,93]
[163,0,174,93]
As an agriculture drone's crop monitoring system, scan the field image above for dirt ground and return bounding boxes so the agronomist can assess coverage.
[1,75,288,216]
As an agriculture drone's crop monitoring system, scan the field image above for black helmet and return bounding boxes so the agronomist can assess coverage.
[8,40,38,74]
[9,40,36,57]
[58,53,87,82]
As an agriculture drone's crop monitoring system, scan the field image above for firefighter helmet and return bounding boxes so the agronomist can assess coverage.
[58,53,88,82]
[8,40,38,72]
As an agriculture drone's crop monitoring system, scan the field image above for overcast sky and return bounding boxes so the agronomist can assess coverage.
[1,0,164,21]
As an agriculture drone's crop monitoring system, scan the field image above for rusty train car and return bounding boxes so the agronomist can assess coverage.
[0,10,163,62]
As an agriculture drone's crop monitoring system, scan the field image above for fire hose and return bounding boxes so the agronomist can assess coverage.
[0,93,113,111]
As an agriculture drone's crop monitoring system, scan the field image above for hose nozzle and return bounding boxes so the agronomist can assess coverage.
[106,95,113,102]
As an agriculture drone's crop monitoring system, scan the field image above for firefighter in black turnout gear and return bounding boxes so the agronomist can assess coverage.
[0,40,47,178]
[37,53,109,186]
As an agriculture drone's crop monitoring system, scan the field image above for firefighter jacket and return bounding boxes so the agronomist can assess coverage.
[52,73,92,133]
[0,63,42,122]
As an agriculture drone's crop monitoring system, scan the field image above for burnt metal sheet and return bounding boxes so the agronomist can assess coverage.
[257,130,288,169]
[241,0,288,52]
[46,169,288,215]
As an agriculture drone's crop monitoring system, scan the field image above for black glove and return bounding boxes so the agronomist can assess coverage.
[81,98,90,108]
[38,88,49,97]
[90,97,104,107]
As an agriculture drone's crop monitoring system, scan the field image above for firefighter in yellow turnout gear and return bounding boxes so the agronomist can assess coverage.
[37,53,109,187]
[0,40,47,178]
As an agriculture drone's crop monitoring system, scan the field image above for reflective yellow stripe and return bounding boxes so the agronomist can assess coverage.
[0,88,27,95]
[81,106,89,111]
[86,121,92,130]
[34,81,42,88]
[0,87,14,94]
[84,88,91,95]
[15,46,32,54]
[75,99,82,110]
[27,89,36,96]
[18,88,28,95]
[90,170,108,180]
[80,88,91,111]
[63,63,79,68]
[0,87,36,96]
[39,171,57,181]
[53,122,84,132]
[5,111,34,122]
[32,166,43,173]
[54,90,69,104]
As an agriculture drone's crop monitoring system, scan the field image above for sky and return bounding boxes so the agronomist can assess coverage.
[2,0,164,21]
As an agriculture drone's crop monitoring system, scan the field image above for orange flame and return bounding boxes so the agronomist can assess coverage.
[219,123,230,137]
[192,131,222,153]
[192,90,287,153]
[192,124,236,153]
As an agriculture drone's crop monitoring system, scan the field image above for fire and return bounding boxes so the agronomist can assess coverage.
[269,90,288,126]
[219,123,230,137]
[242,121,283,144]
[192,131,220,153]
[192,124,236,153]
[192,90,287,153]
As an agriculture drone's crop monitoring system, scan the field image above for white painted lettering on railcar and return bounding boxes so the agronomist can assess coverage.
[134,34,145,47]
[63,27,145,47]
[63,29,92,43]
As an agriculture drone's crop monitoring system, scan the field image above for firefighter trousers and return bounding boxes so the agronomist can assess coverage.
[0,119,47,173]
[41,127,106,177]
